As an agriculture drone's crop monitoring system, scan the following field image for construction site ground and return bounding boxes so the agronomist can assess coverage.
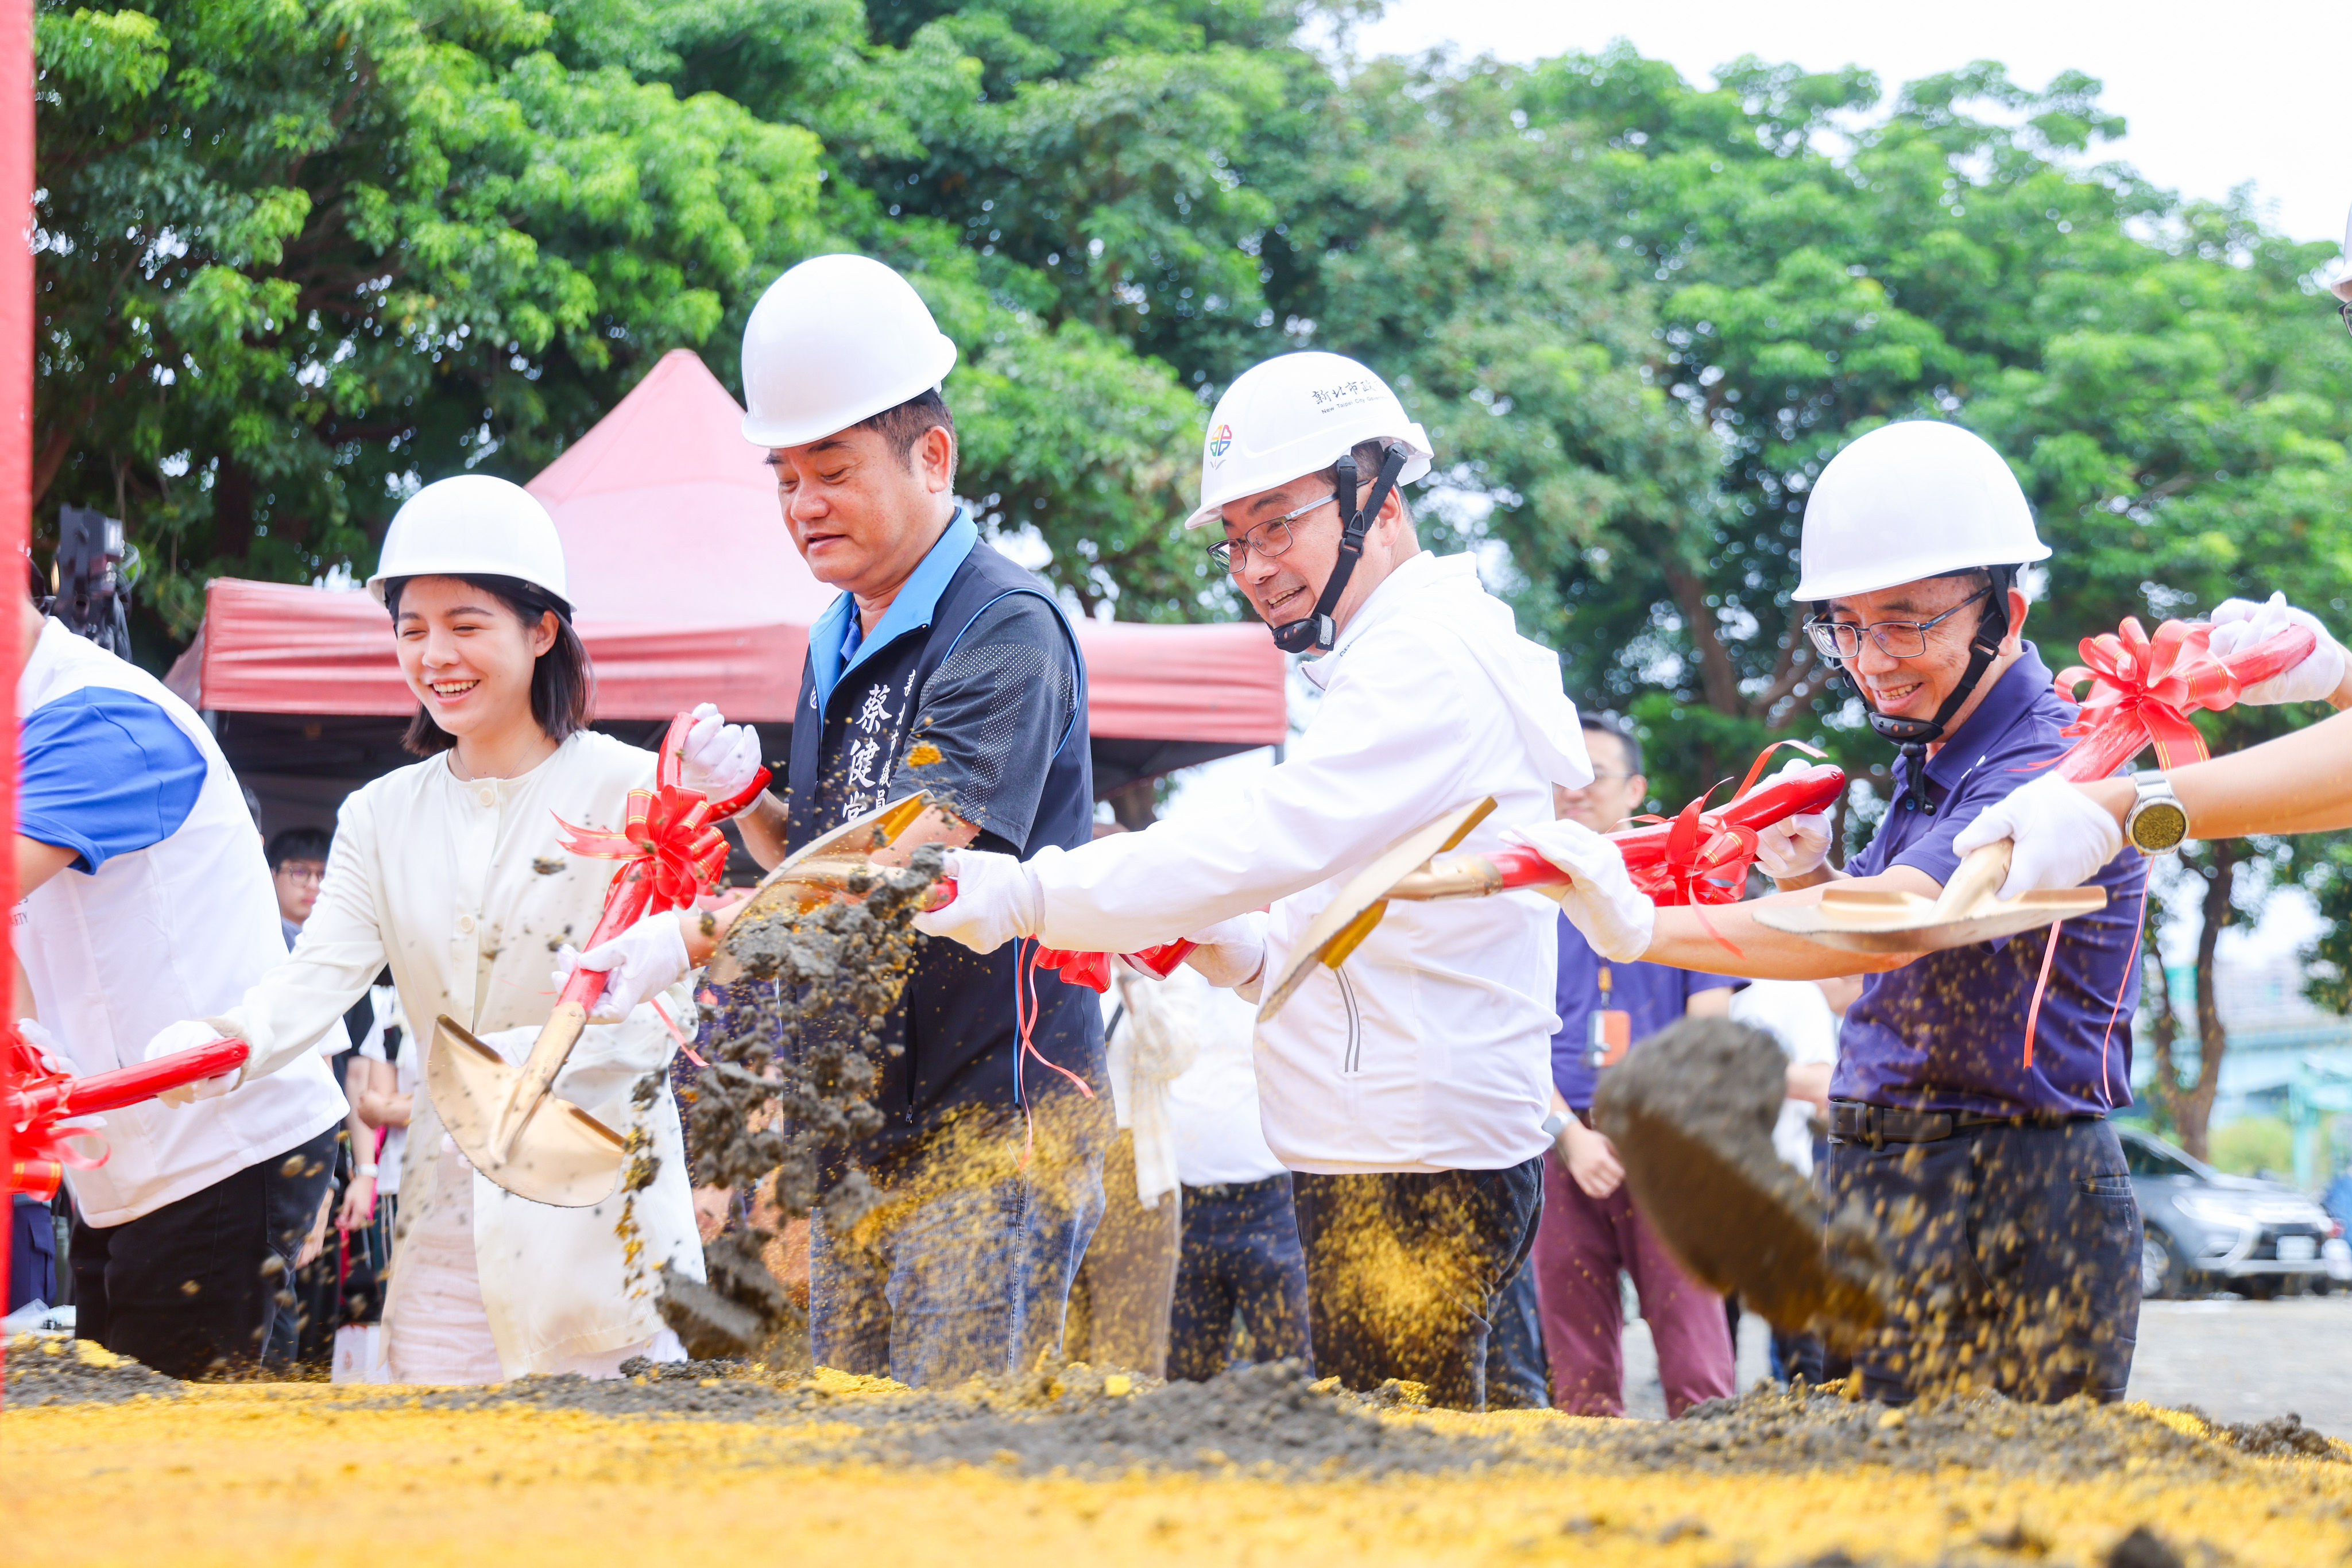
[6,1335,2350,1568]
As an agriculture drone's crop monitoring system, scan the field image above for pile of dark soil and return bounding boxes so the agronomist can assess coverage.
[1554,1380,2324,1479]
[2182,1408,2341,1461]
[831,1358,1508,1477]
[3,1335,184,1406]
[373,1357,1507,1476]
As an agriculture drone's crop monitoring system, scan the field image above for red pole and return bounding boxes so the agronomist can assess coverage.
[1,0,36,1393]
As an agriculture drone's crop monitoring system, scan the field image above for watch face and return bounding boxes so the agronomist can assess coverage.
[2130,799,2189,853]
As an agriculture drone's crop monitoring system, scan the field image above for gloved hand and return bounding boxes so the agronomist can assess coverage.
[1746,758,1833,881]
[1177,914,1267,993]
[678,702,766,808]
[1950,771,2127,900]
[554,910,691,1023]
[1506,819,1655,962]
[144,1019,240,1106]
[17,1018,74,1078]
[911,847,1039,954]
[2207,593,2350,706]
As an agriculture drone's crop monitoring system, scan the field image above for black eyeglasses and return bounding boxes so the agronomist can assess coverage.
[1805,584,1990,661]
[1206,493,1336,573]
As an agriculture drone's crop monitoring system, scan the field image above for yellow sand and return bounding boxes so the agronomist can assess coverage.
[5,1382,2349,1567]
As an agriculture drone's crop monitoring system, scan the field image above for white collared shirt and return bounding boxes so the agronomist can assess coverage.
[1025,552,1591,1173]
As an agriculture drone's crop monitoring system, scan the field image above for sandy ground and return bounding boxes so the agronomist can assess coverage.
[7,1372,2352,1567]
[1610,1296,2352,1433]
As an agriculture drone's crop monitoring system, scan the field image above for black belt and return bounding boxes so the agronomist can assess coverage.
[1829,1101,2101,1148]
[1184,1173,1291,1202]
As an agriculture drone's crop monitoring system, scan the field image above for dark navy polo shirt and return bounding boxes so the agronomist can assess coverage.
[1833,642,2146,1117]
[1551,915,1740,1112]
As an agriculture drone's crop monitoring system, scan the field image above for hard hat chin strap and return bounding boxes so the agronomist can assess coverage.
[1271,447,1409,656]
[1858,566,2018,762]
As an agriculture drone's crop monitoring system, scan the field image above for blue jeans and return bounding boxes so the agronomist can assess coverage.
[1484,1256,1552,1409]
[809,1140,1107,1387]
[1821,1115,2140,1403]
[1167,1174,1312,1381]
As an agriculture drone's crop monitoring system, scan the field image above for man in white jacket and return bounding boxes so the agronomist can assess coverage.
[11,578,347,1376]
[919,352,1592,1409]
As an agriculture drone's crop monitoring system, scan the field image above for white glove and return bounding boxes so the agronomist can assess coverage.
[910,847,1039,954]
[678,702,765,808]
[1949,772,2127,900]
[1176,914,1267,993]
[1746,758,1833,881]
[554,911,691,1023]
[1506,820,1655,962]
[144,1019,239,1107]
[17,1019,73,1078]
[2207,594,2349,706]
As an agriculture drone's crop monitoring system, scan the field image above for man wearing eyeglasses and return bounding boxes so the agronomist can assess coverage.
[266,827,332,947]
[1527,419,2149,1408]
[920,350,1595,1410]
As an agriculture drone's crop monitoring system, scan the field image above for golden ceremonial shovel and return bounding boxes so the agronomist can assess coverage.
[1749,840,2106,954]
[705,792,947,986]
[432,711,773,1207]
[1259,798,1510,1021]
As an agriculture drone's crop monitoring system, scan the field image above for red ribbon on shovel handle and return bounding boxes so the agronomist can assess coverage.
[6,1036,253,1200]
[2054,617,2317,782]
[550,711,772,1015]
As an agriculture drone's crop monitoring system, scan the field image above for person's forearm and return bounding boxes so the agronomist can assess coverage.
[1638,886,1922,981]
[734,792,790,872]
[2129,709,2352,839]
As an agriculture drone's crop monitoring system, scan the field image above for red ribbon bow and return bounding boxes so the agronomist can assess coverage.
[5,1043,111,1201]
[1618,740,1832,909]
[2054,617,2316,782]
[551,713,772,920]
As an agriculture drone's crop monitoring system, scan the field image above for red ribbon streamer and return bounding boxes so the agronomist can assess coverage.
[2053,617,2316,782]
[1618,740,1838,910]
[552,713,772,927]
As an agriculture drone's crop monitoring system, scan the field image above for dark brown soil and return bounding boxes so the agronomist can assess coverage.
[3,1335,184,1406]
[1593,1016,1883,1345]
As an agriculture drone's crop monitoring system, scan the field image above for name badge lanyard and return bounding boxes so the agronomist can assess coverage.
[1586,965,1632,1070]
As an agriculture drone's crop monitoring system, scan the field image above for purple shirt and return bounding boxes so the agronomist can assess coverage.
[1834,642,2146,1117]
[1552,915,1740,1111]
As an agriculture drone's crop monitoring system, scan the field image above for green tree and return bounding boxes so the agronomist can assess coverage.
[34,0,828,645]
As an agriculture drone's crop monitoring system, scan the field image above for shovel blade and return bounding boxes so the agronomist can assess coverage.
[1258,797,1498,1023]
[426,1016,625,1208]
[1751,889,2107,953]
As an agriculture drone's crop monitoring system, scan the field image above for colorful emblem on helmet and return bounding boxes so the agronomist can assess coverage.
[1206,423,1233,460]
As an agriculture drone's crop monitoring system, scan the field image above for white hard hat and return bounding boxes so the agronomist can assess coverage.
[366,474,569,606]
[1794,421,2049,602]
[1185,351,1434,529]
[2330,203,2352,304]
[740,254,960,449]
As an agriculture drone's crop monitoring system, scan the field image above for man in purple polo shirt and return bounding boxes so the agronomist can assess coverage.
[1531,715,1740,1417]
[1534,422,2146,1406]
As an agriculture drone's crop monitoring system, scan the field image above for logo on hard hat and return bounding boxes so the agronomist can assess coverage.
[1206,423,1233,462]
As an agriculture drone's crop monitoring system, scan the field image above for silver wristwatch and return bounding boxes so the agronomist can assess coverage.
[2123,770,2189,855]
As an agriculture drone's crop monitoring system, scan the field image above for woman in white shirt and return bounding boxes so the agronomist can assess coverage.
[148,476,764,1383]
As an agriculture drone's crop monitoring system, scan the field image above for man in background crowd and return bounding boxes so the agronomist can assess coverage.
[267,827,332,947]
[1164,967,1310,1380]
[1531,714,1740,1418]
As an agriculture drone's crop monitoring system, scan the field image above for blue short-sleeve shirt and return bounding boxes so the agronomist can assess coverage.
[1551,914,1741,1111]
[19,687,207,873]
[1833,642,2146,1117]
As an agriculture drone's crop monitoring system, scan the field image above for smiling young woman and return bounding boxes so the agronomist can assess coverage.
[144,474,770,1385]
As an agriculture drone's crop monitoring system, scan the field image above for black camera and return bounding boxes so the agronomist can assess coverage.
[53,505,132,657]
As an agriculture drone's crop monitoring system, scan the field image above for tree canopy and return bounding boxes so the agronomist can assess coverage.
[34,2,2352,1152]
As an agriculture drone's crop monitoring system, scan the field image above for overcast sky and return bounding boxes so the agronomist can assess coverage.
[1349,0,2351,247]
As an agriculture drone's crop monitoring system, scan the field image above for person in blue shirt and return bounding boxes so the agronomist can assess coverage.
[1529,715,1742,1417]
[1539,423,2146,1406]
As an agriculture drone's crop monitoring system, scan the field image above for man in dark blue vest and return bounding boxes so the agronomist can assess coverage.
[573,255,1108,1385]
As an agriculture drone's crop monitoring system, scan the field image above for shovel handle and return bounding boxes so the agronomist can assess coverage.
[1932,841,2014,917]
[11,1038,252,1122]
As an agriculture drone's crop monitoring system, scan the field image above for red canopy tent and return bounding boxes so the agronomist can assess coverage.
[168,349,1285,831]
